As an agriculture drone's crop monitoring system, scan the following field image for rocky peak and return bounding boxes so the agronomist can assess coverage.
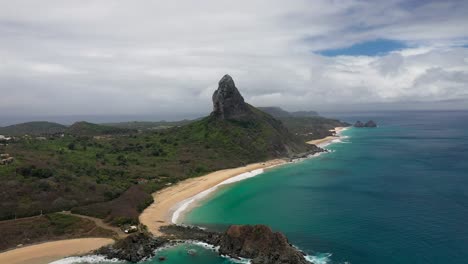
[212,74,251,120]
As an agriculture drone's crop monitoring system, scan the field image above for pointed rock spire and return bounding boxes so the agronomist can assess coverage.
[212,74,250,120]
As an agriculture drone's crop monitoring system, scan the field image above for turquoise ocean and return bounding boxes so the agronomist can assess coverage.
[57,111,468,264]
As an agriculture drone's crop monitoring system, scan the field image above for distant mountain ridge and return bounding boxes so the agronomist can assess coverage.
[66,121,134,136]
[0,121,133,136]
[257,107,318,118]
[258,106,349,141]
[0,121,66,136]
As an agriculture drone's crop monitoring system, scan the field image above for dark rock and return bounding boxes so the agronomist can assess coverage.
[212,74,252,120]
[159,225,221,244]
[365,120,377,127]
[217,225,309,264]
[354,121,365,127]
[161,224,308,264]
[354,120,377,128]
[95,232,167,263]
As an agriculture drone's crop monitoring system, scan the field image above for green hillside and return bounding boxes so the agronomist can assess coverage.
[0,121,66,136]
[257,106,349,141]
[66,121,135,136]
[101,120,195,131]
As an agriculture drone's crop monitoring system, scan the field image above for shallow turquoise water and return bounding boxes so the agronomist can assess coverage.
[61,111,468,264]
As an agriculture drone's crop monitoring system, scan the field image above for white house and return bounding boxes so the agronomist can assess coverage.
[0,135,11,141]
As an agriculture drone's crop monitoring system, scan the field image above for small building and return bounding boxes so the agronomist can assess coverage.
[0,157,14,165]
[123,225,138,234]
[0,135,11,141]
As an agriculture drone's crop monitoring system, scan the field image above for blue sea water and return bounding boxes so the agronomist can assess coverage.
[63,111,468,264]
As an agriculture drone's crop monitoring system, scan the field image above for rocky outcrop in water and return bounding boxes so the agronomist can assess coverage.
[212,74,252,120]
[218,225,309,264]
[354,120,377,128]
[364,120,377,127]
[99,225,309,263]
[95,232,167,262]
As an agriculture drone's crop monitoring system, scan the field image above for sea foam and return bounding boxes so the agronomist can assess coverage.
[49,255,122,264]
[305,252,333,264]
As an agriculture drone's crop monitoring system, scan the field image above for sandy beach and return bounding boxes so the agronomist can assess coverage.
[307,127,346,147]
[0,238,114,264]
[139,159,287,235]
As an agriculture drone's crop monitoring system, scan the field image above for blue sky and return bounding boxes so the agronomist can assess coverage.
[318,39,408,57]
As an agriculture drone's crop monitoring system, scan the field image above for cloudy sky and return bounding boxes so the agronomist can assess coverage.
[1,0,468,121]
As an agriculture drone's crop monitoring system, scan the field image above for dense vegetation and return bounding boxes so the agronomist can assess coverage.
[0,107,345,226]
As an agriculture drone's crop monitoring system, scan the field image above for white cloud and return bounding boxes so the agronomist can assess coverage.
[0,0,467,117]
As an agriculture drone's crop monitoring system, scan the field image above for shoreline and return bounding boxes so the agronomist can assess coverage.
[306,127,347,147]
[139,159,287,235]
[0,126,350,262]
[140,126,349,236]
[0,238,114,264]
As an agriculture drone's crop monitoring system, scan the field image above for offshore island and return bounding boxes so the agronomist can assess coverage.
[0,75,352,263]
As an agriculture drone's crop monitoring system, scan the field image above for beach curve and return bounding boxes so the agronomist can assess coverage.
[140,126,349,236]
[139,159,287,235]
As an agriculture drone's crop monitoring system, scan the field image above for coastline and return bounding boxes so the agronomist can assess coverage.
[306,127,347,147]
[0,126,349,263]
[140,126,348,236]
[139,159,287,235]
[0,238,114,264]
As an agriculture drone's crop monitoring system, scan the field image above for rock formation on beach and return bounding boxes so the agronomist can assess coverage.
[354,120,377,127]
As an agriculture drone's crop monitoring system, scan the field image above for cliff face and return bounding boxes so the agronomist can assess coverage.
[212,74,252,120]
[218,225,309,264]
